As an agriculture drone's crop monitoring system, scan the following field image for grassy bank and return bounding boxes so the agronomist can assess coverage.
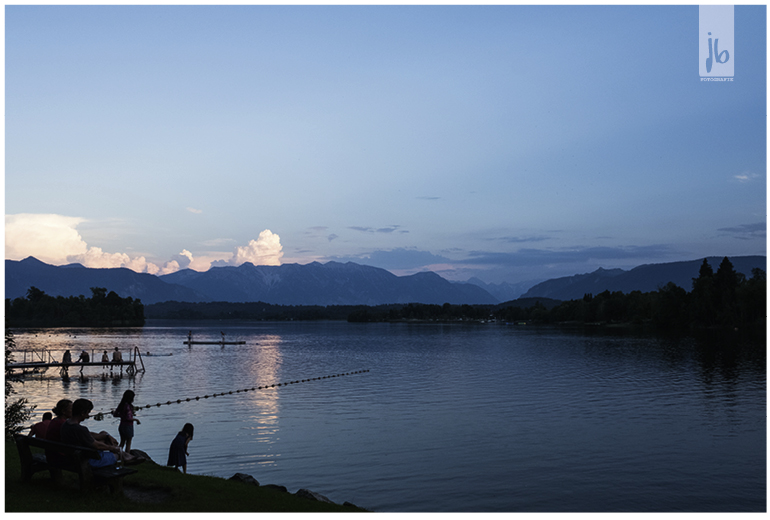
[5,440,367,512]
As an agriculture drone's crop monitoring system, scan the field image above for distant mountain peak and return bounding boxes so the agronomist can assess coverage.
[593,267,625,275]
[20,256,47,265]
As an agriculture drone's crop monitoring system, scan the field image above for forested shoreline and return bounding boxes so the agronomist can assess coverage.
[145,258,765,334]
[6,258,765,336]
[5,287,145,327]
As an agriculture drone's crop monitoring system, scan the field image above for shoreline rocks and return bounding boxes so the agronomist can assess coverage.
[229,473,360,509]
[126,453,363,510]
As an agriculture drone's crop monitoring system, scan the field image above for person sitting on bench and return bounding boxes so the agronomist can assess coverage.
[29,412,53,438]
[60,399,140,467]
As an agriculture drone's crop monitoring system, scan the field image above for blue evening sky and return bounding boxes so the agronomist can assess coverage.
[5,5,766,285]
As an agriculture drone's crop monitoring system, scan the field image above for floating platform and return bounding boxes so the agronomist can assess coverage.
[184,340,246,345]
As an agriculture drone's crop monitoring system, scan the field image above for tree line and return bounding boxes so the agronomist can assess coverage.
[147,257,764,333]
[146,300,407,321]
[9,257,763,335]
[352,257,766,333]
[5,287,146,327]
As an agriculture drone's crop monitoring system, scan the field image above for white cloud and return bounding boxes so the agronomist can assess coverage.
[6,213,163,273]
[159,260,180,275]
[5,214,283,274]
[187,207,203,214]
[231,230,283,266]
[6,214,88,264]
[734,172,760,183]
[157,249,196,274]
[171,249,194,269]
[71,246,160,274]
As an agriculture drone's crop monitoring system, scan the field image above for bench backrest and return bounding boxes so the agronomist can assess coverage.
[15,434,100,459]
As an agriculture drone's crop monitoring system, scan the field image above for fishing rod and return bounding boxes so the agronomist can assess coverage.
[93,369,370,420]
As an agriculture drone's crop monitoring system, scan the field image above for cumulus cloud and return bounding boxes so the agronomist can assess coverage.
[5,214,167,273]
[6,214,89,264]
[7,214,226,275]
[187,207,203,214]
[73,247,161,274]
[171,249,195,269]
[231,230,283,266]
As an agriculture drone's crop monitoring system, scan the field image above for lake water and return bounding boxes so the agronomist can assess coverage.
[9,321,766,512]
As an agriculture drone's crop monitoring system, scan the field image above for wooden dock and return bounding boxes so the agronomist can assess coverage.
[7,361,136,370]
[6,347,145,376]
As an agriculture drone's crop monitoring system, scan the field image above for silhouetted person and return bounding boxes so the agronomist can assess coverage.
[45,399,73,465]
[115,390,140,453]
[168,423,194,474]
[29,412,52,437]
[60,398,139,467]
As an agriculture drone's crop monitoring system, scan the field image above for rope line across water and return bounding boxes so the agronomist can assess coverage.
[93,370,370,420]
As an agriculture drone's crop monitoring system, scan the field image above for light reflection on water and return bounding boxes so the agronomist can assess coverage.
[8,321,766,512]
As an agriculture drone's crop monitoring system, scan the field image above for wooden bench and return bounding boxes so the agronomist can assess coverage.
[13,434,138,493]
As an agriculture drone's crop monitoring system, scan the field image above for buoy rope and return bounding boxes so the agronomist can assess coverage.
[93,369,369,420]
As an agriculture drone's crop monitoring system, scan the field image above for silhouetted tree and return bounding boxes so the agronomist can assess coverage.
[736,267,766,330]
[713,257,742,327]
[6,287,145,327]
[5,330,35,437]
[691,259,717,327]
[653,282,689,330]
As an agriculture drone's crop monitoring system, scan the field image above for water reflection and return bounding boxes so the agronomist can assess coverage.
[242,334,283,468]
[8,324,765,512]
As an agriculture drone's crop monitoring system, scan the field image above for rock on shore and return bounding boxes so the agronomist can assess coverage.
[228,472,359,509]
[129,453,361,510]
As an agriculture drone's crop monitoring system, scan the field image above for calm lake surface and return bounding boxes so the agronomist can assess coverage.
[10,321,766,512]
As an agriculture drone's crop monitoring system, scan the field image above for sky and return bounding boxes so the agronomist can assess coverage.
[4,4,767,286]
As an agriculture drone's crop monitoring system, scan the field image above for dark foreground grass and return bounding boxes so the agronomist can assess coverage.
[5,441,368,512]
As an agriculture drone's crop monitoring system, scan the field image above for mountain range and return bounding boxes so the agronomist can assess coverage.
[521,256,766,301]
[158,261,496,305]
[5,255,766,307]
[4,257,497,306]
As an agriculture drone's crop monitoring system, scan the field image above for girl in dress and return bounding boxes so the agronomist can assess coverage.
[114,390,140,452]
[168,423,194,474]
